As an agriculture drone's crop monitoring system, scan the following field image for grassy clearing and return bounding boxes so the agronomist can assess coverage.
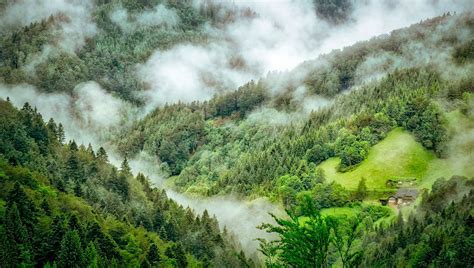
[320,206,360,217]
[299,206,362,225]
[419,110,474,188]
[318,110,474,194]
[319,128,434,191]
[300,205,395,224]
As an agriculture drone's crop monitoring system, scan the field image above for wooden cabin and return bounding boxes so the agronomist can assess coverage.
[380,188,419,207]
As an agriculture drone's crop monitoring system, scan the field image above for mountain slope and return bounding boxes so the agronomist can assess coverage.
[0,99,249,267]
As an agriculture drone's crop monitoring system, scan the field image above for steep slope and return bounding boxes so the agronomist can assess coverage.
[0,99,249,267]
[116,13,474,205]
[319,128,435,191]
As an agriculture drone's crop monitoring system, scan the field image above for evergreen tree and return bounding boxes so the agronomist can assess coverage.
[4,203,27,267]
[120,157,132,177]
[57,123,65,143]
[96,147,108,163]
[7,182,37,232]
[165,244,187,268]
[146,244,161,266]
[66,143,83,184]
[354,177,368,201]
[84,242,99,268]
[58,230,84,268]
[107,168,129,201]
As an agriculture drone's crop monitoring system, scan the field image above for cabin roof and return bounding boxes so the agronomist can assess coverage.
[395,188,419,198]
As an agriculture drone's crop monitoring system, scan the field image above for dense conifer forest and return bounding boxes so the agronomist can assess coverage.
[0,0,473,267]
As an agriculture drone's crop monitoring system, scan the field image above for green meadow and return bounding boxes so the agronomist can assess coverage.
[318,110,473,195]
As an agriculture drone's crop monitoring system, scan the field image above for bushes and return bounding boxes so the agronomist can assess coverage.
[401,97,447,155]
[361,176,474,267]
[453,39,474,64]
[335,132,370,171]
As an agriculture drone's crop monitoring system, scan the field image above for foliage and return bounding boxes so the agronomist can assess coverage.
[1,6,473,267]
[260,176,474,267]
[361,176,474,267]
[0,1,208,102]
[313,0,353,24]
[0,99,246,267]
[259,200,363,267]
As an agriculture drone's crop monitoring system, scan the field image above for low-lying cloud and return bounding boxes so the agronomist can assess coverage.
[0,82,128,147]
[1,0,473,260]
[137,0,473,110]
[110,4,179,33]
[0,0,97,53]
[166,190,284,256]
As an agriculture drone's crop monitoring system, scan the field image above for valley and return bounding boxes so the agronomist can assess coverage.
[0,1,473,267]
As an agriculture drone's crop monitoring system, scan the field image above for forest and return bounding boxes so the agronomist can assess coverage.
[0,0,473,267]
[0,99,250,266]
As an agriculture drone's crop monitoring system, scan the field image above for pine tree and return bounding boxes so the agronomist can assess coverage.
[41,215,66,264]
[146,244,161,266]
[86,143,95,157]
[58,230,84,268]
[107,168,129,201]
[5,202,34,266]
[354,177,368,201]
[46,118,58,141]
[66,150,82,183]
[84,242,99,268]
[96,147,108,163]
[57,123,65,143]
[68,214,84,238]
[174,244,188,268]
[4,203,23,266]
[120,157,132,177]
[165,244,188,268]
[7,182,37,232]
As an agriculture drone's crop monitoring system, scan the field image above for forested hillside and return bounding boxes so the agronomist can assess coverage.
[258,175,474,267]
[0,1,209,103]
[117,13,474,205]
[0,100,249,267]
[1,1,473,267]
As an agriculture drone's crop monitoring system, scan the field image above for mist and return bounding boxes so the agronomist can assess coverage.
[0,82,130,148]
[0,0,97,54]
[0,80,283,254]
[110,4,179,33]
[124,150,284,256]
[1,0,473,260]
[167,190,283,255]
[354,14,473,87]
[137,0,473,110]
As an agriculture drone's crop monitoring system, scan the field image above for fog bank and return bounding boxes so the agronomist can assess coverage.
[137,0,473,109]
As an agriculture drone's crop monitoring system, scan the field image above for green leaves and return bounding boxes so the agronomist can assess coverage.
[259,206,360,267]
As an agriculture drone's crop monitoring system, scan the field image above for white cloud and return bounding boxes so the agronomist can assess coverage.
[137,0,474,110]
[0,0,97,53]
[110,4,179,33]
[0,82,128,147]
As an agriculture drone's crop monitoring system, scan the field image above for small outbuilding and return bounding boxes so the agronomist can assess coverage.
[380,188,419,207]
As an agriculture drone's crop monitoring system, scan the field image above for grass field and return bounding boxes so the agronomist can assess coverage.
[320,206,360,217]
[300,205,395,225]
[299,207,362,225]
[318,128,434,191]
[419,110,474,188]
[317,110,474,194]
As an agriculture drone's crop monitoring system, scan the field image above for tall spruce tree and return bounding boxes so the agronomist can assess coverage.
[58,230,84,268]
